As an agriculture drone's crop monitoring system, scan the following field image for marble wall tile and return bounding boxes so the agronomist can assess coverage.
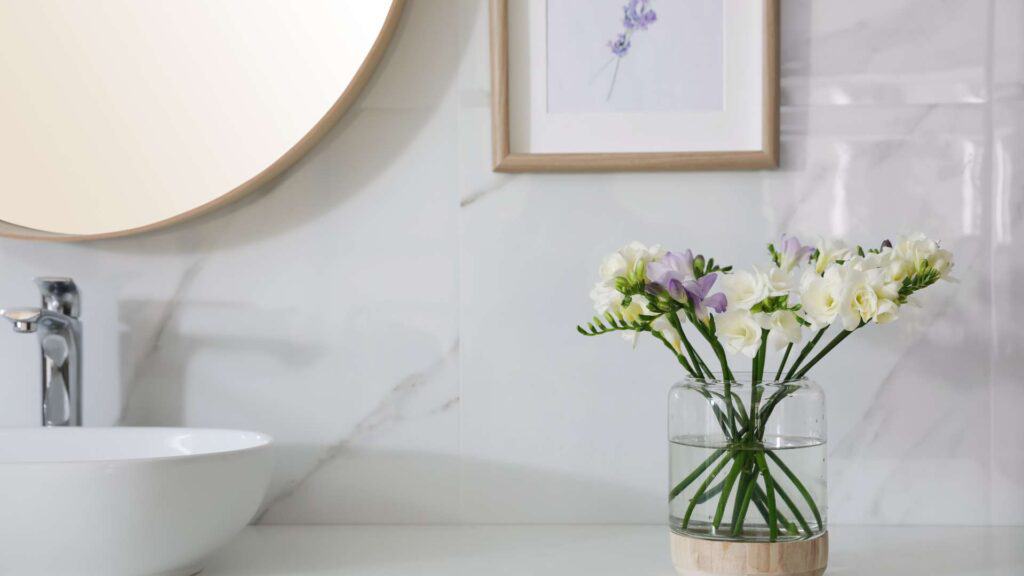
[781,0,988,106]
[767,105,992,524]
[987,0,1024,525]
[0,0,1018,526]
[993,0,1024,101]
[990,99,1024,525]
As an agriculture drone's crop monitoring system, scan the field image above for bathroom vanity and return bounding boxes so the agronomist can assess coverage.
[200,525,1021,575]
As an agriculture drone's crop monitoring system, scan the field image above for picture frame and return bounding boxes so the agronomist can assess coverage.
[489,0,779,172]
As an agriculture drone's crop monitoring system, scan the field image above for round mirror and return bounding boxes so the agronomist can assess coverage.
[0,0,404,240]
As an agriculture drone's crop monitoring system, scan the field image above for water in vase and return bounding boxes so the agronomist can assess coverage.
[669,434,827,542]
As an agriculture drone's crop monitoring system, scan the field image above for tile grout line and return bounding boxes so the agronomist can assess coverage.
[984,0,997,526]
[455,0,467,525]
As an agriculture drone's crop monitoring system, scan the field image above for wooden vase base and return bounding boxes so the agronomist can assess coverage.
[670,531,828,576]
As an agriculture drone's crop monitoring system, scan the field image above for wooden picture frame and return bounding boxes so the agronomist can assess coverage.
[489,0,779,173]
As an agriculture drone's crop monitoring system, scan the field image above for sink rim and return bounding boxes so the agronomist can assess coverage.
[0,426,273,465]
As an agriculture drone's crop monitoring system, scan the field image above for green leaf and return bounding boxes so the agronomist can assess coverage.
[575,314,650,337]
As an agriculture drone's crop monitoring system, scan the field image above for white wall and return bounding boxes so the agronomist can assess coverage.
[0,0,1020,526]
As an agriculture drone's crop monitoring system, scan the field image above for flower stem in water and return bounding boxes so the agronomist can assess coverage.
[766,450,823,529]
[682,450,736,528]
[669,447,727,501]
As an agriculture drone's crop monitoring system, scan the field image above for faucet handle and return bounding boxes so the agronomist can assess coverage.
[34,277,79,318]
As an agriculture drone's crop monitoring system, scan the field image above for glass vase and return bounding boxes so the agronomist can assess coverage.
[668,373,827,544]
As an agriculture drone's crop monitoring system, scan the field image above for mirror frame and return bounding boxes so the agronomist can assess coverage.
[0,0,405,242]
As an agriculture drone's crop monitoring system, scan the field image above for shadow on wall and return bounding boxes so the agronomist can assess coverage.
[117,298,325,426]
[255,449,656,526]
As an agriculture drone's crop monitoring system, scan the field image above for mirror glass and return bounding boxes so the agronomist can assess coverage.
[0,0,401,239]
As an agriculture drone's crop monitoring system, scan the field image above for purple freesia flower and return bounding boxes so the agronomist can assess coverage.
[682,273,727,322]
[647,250,694,300]
[776,234,814,272]
[608,33,631,57]
[623,0,657,30]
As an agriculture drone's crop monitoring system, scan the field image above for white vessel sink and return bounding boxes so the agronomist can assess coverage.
[0,427,273,576]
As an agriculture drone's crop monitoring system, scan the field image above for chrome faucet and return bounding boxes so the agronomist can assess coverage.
[1,278,82,426]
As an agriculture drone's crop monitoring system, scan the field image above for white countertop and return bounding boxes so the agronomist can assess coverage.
[201,525,1024,576]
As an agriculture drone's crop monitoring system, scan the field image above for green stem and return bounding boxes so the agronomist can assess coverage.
[709,391,748,429]
[749,328,827,443]
[752,485,797,535]
[669,448,726,501]
[757,326,862,442]
[774,343,793,382]
[732,466,760,536]
[682,450,737,528]
[691,314,735,381]
[730,392,750,428]
[756,384,800,440]
[669,313,707,379]
[765,450,823,529]
[754,452,778,542]
[652,331,697,377]
[794,325,860,379]
[694,478,727,504]
[750,329,769,438]
[712,453,748,530]
[754,329,769,384]
[784,328,827,381]
[770,476,814,537]
[694,353,715,379]
[691,318,739,436]
[723,381,737,438]
[730,460,756,530]
[696,389,736,440]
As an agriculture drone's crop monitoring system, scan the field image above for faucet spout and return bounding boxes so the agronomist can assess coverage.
[0,308,43,333]
[1,279,83,426]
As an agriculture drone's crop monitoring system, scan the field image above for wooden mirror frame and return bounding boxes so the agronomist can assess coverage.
[0,0,405,242]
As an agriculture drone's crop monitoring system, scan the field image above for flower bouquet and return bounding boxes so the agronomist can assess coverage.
[578,235,953,576]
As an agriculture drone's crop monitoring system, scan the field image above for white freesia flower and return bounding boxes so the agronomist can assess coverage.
[599,241,665,281]
[589,286,653,348]
[875,298,899,324]
[800,265,843,329]
[589,281,623,315]
[598,255,627,282]
[840,254,903,324]
[719,269,770,311]
[831,261,902,330]
[761,265,793,297]
[814,238,853,274]
[620,294,652,324]
[837,267,878,330]
[894,233,954,279]
[715,309,762,358]
[651,311,687,354]
[760,310,803,350]
[928,248,954,279]
[857,248,912,284]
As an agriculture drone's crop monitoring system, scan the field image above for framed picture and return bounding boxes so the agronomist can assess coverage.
[489,0,779,172]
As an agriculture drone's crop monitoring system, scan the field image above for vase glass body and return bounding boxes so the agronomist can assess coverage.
[668,374,827,543]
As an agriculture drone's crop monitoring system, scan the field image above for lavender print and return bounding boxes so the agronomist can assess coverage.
[623,0,657,30]
[609,33,631,57]
[604,0,657,100]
